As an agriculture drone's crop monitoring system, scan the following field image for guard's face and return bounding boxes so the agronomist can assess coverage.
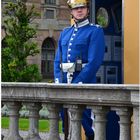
[71,6,89,21]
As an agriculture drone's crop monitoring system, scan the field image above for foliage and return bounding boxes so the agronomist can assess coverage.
[2,0,42,82]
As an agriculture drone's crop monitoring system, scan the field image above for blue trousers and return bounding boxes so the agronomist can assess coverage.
[106,111,120,140]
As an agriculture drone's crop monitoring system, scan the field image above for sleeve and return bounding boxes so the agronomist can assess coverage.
[54,32,63,83]
[72,27,105,83]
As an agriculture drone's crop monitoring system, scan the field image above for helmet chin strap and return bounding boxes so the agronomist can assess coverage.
[74,17,88,23]
[72,15,88,23]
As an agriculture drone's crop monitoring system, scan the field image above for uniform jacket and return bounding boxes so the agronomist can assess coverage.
[54,19,105,83]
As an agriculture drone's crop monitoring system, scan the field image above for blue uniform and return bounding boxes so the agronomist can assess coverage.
[54,19,105,137]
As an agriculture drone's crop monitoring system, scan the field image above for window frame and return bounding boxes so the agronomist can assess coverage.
[44,0,56,5]
[44,8,56,19]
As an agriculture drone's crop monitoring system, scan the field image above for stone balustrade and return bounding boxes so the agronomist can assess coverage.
[1,83,139,140]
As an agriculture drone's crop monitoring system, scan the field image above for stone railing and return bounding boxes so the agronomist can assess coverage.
[1,83,139,140]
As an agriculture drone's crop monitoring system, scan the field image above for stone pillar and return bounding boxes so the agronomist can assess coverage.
[67,105,84,140]
[91,106,109,140]
[25,103,41,140]
[133,107,139,140]
[47,104,61,140]
[4,102,23,140]
[114,107,132,140]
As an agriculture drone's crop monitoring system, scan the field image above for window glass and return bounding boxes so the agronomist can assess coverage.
[41,38,55,79]
[45,0,56,5]
[45,9,55,19]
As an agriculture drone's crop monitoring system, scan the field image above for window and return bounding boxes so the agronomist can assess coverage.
[41,38,55,79]
[106,66,118,84]
[45,9,55,19]
[111,2,122,33]
[45,0,56,5]
[2,0,16,2]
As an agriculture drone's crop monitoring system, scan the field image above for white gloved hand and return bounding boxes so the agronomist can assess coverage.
[55,78,59,83]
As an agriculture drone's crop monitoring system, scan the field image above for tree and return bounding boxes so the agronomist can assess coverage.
[2,0,42,82]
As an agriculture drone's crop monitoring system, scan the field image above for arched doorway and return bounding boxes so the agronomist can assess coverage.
[41,37,55,81]
[1,38,7,48]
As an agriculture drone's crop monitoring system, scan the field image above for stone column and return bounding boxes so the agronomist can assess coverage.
[4,102,23,140]
[91,106,109,140]
[67,105,84,140]
[47,104,61,140]
[133,107,139,140]
[24,103,41,140]
[113,107,132,140]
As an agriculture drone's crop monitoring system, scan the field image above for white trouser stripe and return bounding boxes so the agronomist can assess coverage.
[91,111,95,131]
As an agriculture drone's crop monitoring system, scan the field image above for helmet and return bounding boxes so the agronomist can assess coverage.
[67,0,89,9]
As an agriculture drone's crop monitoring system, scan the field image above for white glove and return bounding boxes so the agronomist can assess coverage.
[55,78,59,83]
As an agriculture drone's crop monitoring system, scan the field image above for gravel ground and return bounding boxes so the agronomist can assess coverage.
[2,129,64,140]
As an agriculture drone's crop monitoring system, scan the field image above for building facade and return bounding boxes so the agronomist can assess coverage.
[2,0,71,81]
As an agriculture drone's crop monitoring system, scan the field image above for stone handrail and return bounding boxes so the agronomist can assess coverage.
[1,82,139,140]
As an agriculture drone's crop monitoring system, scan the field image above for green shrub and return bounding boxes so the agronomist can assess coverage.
[2,0,41,82]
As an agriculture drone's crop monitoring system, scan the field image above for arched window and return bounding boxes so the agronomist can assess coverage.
[41,37,55,80]
[1,38,7,49]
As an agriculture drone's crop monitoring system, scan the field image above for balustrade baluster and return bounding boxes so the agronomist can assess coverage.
[24,103,41,140]
[133,107,139,140]
[4,102,23,140]
[67,105,84,140]
[47,103,61,140]
[113,107,132,140]
[90,106,109,140]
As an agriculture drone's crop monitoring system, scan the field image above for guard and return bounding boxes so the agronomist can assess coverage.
[54,0,105,139]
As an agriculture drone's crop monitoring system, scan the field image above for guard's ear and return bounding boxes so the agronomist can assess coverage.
[87,8,89,14]
[71,14,74,19]
[71,11,74,18]
[87,8,90,17]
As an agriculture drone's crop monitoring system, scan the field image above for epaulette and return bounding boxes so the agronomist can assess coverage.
[95,24,101,28]
[63,26,71,30]
[63,25,73,31]
[90,23,94,26]
[90,23,101,28]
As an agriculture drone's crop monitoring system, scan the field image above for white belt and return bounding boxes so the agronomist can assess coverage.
[60,63,87,73]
